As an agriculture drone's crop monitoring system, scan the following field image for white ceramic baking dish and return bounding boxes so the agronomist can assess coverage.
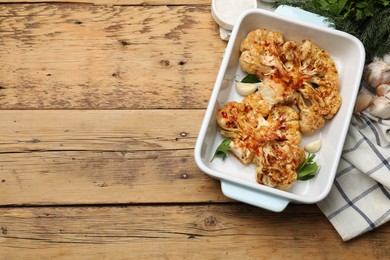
[194,8,365,212]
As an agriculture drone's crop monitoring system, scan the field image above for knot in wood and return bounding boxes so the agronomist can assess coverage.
[119,40,129,46]
[187,234,196,239]
[1,226,7,235]
[203,215,218,228]
[160,60,170,66]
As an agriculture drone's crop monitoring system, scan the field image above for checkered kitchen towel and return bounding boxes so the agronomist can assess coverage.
[317,105,390,241]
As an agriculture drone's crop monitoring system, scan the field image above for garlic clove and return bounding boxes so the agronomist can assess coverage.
[376,84,390,99]
[363,61,390,89]
[235,81,258,96]
[304,139,322,153]
[368,96,390,119]
[354,91,374,114]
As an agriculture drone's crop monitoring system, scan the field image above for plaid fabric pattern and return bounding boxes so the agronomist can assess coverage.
[317,109,390,241]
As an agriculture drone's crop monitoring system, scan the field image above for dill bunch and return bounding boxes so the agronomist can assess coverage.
[276,0,390,63]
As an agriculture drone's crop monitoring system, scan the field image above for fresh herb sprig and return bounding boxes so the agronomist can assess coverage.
[297,153,320,180]
[211,139,232,162]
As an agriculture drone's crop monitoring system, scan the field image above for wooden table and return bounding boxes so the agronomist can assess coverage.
[0,1,389,258]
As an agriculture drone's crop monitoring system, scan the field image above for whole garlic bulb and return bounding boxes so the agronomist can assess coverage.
[363,61,390,89]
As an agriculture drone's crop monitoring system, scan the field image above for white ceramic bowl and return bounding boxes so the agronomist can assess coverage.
[211,0,257,30]
[194,8,365,212]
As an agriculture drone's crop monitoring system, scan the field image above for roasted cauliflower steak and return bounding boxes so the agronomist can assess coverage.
[239,29,342,134]
[216,94,305,190]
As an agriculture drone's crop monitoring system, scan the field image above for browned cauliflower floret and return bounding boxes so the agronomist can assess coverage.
[254,140,305,190]
[239,29,286,78]
[257,74,297,105]
[294,92,326,135]
[269,106,302,145]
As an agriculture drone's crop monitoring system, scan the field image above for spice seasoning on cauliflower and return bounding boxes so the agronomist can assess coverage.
[239,29,341,134]
[216,94,306,190]
[213,29,339,190]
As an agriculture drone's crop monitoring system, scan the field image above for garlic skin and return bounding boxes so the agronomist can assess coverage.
[376,84,390,99]
[360,61,390,119]
[304,139,322,153]
[368,96,390,119]
[363,61,390,89]
[235,81,258,96]
[354,91,374,114]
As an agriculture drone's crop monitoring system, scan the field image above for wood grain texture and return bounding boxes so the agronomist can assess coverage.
[0,0,210,4]
[1,1,389,256]
[0,4,224,109]
[0,149,226,205]
[1,204,389,259]
[0,110,231,205]
[0,110,202,152]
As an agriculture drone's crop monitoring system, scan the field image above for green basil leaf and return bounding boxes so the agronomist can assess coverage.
[297,163,318,177]
[297,153,320,181]
[211,139,232,162]
[241,74,261,83]
[298,174,316,181]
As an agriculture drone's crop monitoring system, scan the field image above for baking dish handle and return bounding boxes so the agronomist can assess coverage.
[221,181,290,212]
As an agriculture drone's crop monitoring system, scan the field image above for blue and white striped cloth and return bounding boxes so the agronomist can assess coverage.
[317,106,390,241]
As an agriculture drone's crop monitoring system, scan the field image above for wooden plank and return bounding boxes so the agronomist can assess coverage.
[0,149,225,205]
[0,204,389,259]
[0,110,228,205]
[0,110,202,152]
[0,4,225,110]
[0,0,210,4]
